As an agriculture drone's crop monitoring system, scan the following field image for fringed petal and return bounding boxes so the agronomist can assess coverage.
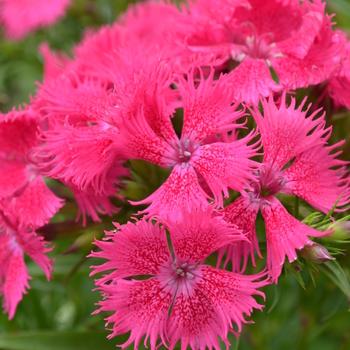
[16,228,54,281]
[39,123,120,194]
[191,131,260,207]
[7,176,64,228]
[227,58,281,105]
[0,0,71,40]
[2,248,30,320]
[275,0,325,59]
[168,283,223,350]
[273,15,344,89]
[38,73,110,125]
[0,159,29,199]
[95,279,174,350]
[39,43,72,81]
[281,142,350,213]
[90,219,171,281]
[218,196,261,273]
[261,196,330,282]
[130,165,210,221]
[196,266,267,337]
[251,92,329,171]
[179,68,244,142]
[163,206,245,265]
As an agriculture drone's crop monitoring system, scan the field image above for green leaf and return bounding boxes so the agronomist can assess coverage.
[318,260,350,307]
[268,283,281,313]
[0,331,120,350]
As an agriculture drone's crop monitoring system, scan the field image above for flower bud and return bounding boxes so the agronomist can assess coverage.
[299,243,335,264]
[321,222,350,241]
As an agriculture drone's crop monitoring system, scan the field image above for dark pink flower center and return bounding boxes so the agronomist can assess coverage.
[167,260,196,286]
[232,23,283,63]
[174,138,200,168]
[249,168,286,203]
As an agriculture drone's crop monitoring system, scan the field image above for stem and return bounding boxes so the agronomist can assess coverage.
[294,197,299,220]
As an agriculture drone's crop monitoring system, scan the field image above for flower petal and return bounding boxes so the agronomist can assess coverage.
[0,0,71,40]
[40,123,120,194]
[90,219,171,281]
[8,176,64,228]
[163,206,245,265]
[16,228,53,281]
[251,92,328,171]
[261,196,329,282]
[2,248,30,320]
[179,68,244,142]
[281,142,350,213]
[131,164,210,221]
[0,158,29,199]
[227,58,281,105]
[218,196,261,272]
[168,283,223,350]
[95,278,174,350]
[196,266,266,336]
[191,131,260,207]
[273,16,344,89]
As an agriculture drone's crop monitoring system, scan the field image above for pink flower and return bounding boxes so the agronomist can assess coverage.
[218,92,349,280]
[328,39,350,109]
[90,206,267,349]
[0,206,53,319]
[108,65,260,220]
[0,0,71,40]
[175,0,343,104]
[0,108,64,228]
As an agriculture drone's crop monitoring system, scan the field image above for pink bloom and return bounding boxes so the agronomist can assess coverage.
[0,0,71,40]
[328,39,350,109]
[218,93,349,280]
[108,65,259,219]
[90,207,266,349]
[0,108,64,228]
[175,0,343,104]
[39,43,72,81]
[0,206,53,319]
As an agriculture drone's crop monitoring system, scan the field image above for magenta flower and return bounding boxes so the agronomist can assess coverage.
[174,0,343,104]
[0,108,64,228]
[0,0,71,40]
[218,93,349,280]
[0,206,53,319]
[328,39,350,109]
[90,206,267,349]
[107,65,260,219]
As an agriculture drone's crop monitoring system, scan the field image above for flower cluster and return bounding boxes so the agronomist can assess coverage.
[1,0,350,348]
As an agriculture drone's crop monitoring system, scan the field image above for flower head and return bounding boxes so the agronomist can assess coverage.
[218,92,349,280]
[90,206,266,349]
[0,206,53,319]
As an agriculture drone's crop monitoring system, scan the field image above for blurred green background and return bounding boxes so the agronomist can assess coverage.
[1,0,350,349]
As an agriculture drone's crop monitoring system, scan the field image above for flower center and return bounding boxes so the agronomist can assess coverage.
[249,169,286,205]
[168,260,196,286]
[176,138,199,169]
[232,23,283,65]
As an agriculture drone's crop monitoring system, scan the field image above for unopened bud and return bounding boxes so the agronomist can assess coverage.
[299,243,335,264]
[321,222,350,241]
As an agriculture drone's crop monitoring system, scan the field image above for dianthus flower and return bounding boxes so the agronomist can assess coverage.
[217,93,350,280]
[0,0,71,40]
[106,65,260,220]
[90,206,267,350]
[328,39,350,109]
[173,0,343,104]
[0,107,64,228]
[0,206,53,319]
